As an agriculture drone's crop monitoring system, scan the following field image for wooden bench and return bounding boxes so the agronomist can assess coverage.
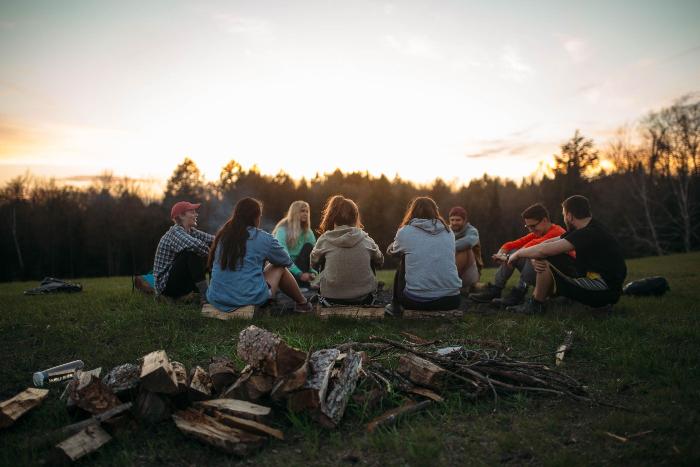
[315,306,385,320]
[401,309,463,319]
[201,304,258,320]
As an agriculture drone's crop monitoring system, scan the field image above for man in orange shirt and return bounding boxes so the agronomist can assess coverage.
[469,203,568,306]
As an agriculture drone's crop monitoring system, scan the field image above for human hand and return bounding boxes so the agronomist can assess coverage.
[507,251,517,265]
[532,259,547,273]
[300,272,313,282]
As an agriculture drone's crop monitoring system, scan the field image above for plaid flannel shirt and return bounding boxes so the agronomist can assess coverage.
[153,225,214,294]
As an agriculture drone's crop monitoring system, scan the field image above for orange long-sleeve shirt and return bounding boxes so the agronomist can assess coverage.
[500,224,568,252]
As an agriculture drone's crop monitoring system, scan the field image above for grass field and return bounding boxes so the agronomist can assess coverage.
[1,253,699,466]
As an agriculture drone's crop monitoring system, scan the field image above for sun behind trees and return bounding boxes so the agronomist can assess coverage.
[0,97,698,280]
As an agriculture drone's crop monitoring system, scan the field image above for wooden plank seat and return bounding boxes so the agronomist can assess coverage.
[314,305,385,320]
[401,309,463,319]
[201,303,258,320]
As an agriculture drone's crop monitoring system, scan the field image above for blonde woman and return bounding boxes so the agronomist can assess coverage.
[272,200,317,287]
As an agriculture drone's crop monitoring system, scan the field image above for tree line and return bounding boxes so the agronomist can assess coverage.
[1,96,698,281]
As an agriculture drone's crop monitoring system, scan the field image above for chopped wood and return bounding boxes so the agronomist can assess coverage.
[408,387,444,402]
[194,399,272,423]
[65,368,103,408]
[202,303,256,320]
[222,367,274,402]
[102,363,141,397]
[0,387,49,429]
[172,408,265,456]
[316,307,384,320]
[402,309,463,319]
[208,356,238,394]
[271,355,310,401]
[397,353,448,389]
[237,325,307,377]
[135,390,171,424]
[53,424,112,463]
[321,350,363,426]
[366,400,432,432]
[51,402,133,440]
[212,412,284,440]
[555,330,574,367]
[287,349,339,412]
[170,361,188,393]
[188,366,213,401]
[140,350,179,394]
[67,374,122,415]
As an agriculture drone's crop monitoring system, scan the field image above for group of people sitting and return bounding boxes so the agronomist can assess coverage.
[152,193,627,315]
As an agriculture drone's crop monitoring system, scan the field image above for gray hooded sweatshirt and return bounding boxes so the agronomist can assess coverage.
[310,226,384,299]
[387,218,462,299]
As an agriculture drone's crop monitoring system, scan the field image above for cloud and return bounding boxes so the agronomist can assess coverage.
[500,46,534,82]
[212,14,275,41]
[558,36,591,64]
[384,34,440,59]
[465,141,545,159]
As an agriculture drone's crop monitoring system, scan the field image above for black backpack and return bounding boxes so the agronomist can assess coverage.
[622,276,670,296]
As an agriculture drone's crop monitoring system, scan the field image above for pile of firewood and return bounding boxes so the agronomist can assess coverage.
[1,326,591,462]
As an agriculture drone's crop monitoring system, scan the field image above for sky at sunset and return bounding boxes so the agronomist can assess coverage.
[1,0,699,187]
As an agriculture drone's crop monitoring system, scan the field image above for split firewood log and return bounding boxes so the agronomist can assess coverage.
[0,388,49,429]
[134,390,171,424]
[194,399,271,423]
[67,374,122,415]
[140,350,179,394]
[170,361,189,393]
[222,366,275,402]
[53,424,112,463]
[287,349,339,412]
[397,353,448,389]
[188,366,214,401]
[320,350,363,426]
[102,363,140,399]
[172,408,265,457]
[208,356,238,394]
[237,326,307,377]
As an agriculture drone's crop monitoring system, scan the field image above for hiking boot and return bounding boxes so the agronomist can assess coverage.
[492,286,528,307]
[506,297,546,314]
[468,284,502,303]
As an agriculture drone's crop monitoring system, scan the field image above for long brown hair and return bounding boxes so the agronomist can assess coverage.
[318,195,363,234]
[272,200,311,248]
[400,196,449,231]
[208,197,262,271]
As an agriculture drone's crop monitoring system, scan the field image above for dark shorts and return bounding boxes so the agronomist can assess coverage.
[546,254,621,308]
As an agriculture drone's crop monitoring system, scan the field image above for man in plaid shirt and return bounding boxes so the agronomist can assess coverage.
[154,201,214,303]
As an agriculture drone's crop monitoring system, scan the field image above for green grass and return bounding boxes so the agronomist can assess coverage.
[1,253,699,466]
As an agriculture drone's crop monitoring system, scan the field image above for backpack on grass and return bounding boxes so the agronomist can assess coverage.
[622,276,670,296]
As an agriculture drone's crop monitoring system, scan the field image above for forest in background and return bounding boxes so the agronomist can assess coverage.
[1,96,698,281]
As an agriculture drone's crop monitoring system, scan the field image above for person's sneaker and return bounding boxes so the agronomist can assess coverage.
[506,297,546,314]
[468,284,502,303]
[133,275,155,295]
[492,286,528,307]
[384,302,402,317]
[294,300,314,313]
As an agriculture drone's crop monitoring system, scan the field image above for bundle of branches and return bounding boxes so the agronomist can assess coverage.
[346,335,590,406]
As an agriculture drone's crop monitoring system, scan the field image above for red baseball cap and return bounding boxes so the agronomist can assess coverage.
[448,206,467,219]
[171,201,201,220]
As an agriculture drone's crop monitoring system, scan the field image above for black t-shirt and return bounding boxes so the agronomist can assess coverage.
[562,218,627,290]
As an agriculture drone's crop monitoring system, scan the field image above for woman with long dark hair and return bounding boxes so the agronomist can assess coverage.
[385,196,462,314]
[310,195,383,304]
[206,197,312,312]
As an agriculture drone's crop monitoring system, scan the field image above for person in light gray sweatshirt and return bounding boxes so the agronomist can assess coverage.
[386,197,462,313]
[311,196,384,303]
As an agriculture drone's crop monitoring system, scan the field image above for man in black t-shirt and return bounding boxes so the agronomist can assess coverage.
[504,195,627,313]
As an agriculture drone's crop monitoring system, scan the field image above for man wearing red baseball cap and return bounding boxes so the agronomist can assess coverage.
[448,206,483,294]
[153,200,214,303]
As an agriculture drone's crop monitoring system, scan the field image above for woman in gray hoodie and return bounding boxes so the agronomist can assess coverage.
[310,196,384,304]
[386,197,462,314]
